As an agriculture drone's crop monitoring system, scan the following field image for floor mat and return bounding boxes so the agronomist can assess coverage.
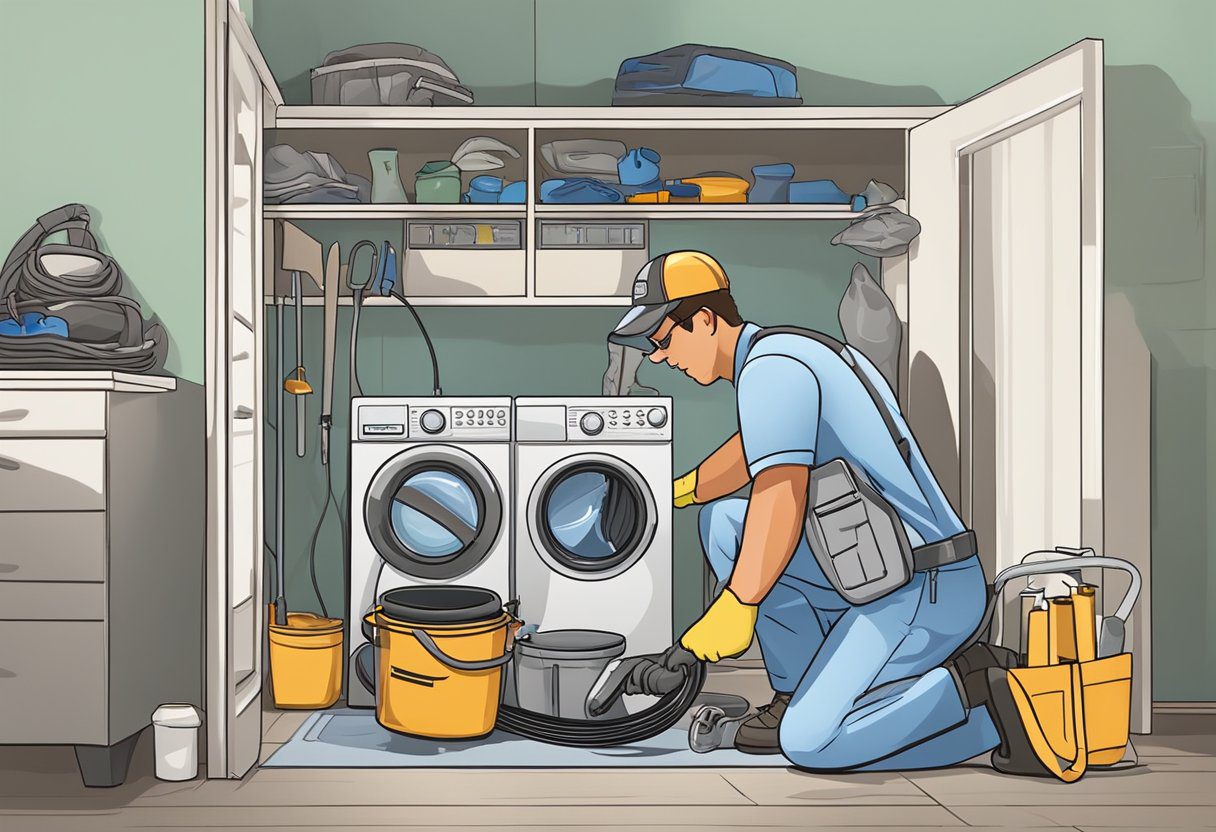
[263,709,787,768]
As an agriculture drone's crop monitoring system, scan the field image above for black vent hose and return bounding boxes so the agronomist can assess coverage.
[495,648,707,748]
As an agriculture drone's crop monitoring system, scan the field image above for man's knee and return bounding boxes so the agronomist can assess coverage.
[697,498,746,583]
[778,700,844,771]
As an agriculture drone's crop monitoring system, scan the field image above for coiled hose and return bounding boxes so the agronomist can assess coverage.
[494,659,707,748]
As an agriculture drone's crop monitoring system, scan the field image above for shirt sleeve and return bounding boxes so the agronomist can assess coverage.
[736,354,821,478]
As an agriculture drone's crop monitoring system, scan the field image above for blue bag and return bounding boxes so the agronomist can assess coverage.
[613,44,801,106]
[789,179,851,204]
[540,177,625,204]
[618,148,661,186]
[749,163,795,203]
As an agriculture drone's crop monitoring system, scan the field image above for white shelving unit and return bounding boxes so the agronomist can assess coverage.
[263,104,948,306]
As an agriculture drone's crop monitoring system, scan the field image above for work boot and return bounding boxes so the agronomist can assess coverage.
[733,691,791,755]
[946,642,1019,709]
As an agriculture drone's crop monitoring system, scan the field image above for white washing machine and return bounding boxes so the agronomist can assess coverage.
[347,396,512,707]
[513,397,673,657]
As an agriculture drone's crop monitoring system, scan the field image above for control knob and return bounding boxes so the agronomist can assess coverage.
[419,408,446,434]
[646,407,668,428]
[579,411,605,436]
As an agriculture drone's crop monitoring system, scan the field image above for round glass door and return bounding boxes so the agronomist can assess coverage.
[528,454,657,581]
[365,446,502,580]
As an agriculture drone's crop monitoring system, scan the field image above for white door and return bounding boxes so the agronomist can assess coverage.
[206,7,265,778]
[907,39,1104,576]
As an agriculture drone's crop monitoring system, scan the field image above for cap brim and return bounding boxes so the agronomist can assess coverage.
[608,301,680,354]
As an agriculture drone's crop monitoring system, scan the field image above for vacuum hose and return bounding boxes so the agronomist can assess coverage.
[495,645,707,748]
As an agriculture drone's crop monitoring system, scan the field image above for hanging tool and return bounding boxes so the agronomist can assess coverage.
[285,271,313,458]
[319,242,340,465]
[347,239,443,396]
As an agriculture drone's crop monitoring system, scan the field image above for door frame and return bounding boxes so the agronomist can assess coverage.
[204,0,283,779]
[905,39,1104,552]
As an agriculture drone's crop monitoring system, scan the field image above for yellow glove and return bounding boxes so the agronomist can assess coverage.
[673,469,698,508]
[679,588,758,662]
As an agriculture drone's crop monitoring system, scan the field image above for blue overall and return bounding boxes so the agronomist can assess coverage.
[701,324,1000,771]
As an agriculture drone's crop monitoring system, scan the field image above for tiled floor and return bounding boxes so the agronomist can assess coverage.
[2,669,1214,831]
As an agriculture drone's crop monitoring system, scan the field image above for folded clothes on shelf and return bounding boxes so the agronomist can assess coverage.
[539,139,626,183]
[264,144,370,204]
[540,177,626,204]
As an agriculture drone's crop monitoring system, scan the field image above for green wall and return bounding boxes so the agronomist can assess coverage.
[0,0,204,383]
[249,0,1216,699]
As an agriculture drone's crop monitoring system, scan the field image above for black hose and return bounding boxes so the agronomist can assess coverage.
[391,287,442,395]
[494,661,707,748]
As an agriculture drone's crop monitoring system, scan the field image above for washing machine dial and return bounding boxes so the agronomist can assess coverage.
[646,407,668,428]
[419,408,446,434]
[579,411,605,436]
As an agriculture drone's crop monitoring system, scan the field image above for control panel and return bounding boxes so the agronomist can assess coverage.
[567,404,670,441]
[356,401,511,441]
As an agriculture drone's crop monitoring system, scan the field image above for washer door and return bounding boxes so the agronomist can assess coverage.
[364,445,503,581]
[527,453,657,581]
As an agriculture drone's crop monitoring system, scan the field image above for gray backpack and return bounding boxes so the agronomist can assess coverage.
[311,43,474,106]
[0,204,166,373]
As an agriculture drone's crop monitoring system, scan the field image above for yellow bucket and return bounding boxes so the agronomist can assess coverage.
[268,606,344,710]
[363,586,515,740]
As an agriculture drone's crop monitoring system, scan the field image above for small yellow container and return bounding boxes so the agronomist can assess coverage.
[268,607,344,710]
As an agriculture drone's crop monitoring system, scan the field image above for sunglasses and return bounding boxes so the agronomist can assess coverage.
[649,313,697,352]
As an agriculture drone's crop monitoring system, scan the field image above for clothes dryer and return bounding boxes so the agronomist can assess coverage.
[513,397,673,656]
[348,396,512,707]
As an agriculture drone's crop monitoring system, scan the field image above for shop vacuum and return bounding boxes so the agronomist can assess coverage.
[354,585,708,746]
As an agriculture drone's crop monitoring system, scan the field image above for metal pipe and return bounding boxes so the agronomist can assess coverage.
[293,271,306,458]
[274,295,287,626]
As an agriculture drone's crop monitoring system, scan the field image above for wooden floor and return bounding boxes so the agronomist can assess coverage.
[2,668,1214,831]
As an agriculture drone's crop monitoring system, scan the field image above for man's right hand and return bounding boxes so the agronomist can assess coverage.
[674,469,698,508]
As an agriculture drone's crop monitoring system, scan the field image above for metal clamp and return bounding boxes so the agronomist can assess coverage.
[688,704,750,753]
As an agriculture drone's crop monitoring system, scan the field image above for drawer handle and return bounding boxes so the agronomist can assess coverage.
[0,456,19,471]
[0,563,17,574]
[233,406,255,420]
[233,351,251,361]
[0,408,30,422]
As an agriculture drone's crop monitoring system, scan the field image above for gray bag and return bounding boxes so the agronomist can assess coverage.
[0,204,166,373]
[540,139,626,183]
[311,43,474,106]
[750,327,975,605]
[831,204,922,257]
[837,262,901,392]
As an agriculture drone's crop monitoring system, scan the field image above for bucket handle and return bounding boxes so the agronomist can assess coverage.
[410,628,514,672]
[362,608,515,671]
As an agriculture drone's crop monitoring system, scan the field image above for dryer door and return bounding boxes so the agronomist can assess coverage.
[527,453,657,581]
[364,445,503,581]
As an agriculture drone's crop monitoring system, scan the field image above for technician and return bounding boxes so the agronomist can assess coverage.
[608,250,1013,770]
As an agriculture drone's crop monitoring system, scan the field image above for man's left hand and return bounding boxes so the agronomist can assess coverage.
[679,587,758,662]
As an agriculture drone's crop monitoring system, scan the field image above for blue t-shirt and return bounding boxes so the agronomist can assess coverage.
[734,322,964,547]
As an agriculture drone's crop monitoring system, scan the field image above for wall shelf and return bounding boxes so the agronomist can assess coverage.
[263,295,632,308]
[273,105,950,130]
[534,204,863,220]
[264,204,525,220]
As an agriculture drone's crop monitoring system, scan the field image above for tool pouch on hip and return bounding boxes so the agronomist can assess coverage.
[804,457,915,605]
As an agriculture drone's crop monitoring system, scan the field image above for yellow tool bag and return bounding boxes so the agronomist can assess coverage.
[981,555,1140,782]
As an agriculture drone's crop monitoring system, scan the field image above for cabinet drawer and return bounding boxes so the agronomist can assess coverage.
[0,512,106,581]
[0,391,106,438]
[0,620,107,744]
[0,581,105,620]
[0,439,106,510]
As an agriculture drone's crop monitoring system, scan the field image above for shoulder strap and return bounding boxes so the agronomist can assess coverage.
[751,326,911,465]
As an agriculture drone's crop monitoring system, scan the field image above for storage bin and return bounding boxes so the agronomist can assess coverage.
[415,161,461,204]
[749,163,795,203]
[151,704,201,781]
